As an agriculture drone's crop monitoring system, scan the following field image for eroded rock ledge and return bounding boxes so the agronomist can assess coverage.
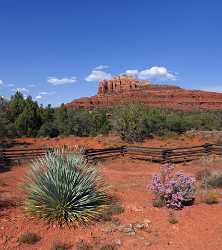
[67,76,222,111]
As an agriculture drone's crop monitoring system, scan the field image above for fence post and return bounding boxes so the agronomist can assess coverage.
[121,146,127,157]
[84,149,89,162]
[162,149,172,164]
[204,143,212,157]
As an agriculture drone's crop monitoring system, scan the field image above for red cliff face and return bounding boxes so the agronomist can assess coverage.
[97,75,150,95]
[67,76,222,111]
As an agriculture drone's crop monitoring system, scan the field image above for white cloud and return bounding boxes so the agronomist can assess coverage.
[85,70,112,82]
[36,95,42,99]
[0,80,4,85]
[48,76,77,85]
[12,87,29,93]
[35,91,56,100]
[125,69,139,77]
[138,66,176,80]
[39,91,49,95]
[124,66,176,81]
[94,65,109,70]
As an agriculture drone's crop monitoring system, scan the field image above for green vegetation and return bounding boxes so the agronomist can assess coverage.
[168,212,178,224]
[196,169,222,188]
[23,147,110,226]
[50,241,71,250]
[196,169,221,205]
[0,97,15,137]
[152,196,166,208]
[207,172,222,188]
[76,240,93,250]
[201,190,219,204]
[101,203,124,221]
[2,92,222,141]
[112,104,222,142]
[18,232,41,244]
[100,244,117,250]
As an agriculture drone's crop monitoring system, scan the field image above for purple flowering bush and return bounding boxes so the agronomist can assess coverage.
[150,163,195,209]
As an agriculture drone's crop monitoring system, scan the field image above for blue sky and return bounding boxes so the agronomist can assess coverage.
[0,0,222,106]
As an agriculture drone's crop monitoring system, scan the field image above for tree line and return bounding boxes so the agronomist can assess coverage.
[1,91,222,142]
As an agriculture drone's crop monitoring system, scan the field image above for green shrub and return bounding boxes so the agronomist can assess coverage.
[208,172,222,188]
[38,122,59,138]
[55,107,111,137]
[50,241,70,250]
[76,240,93,250]
[168,212,178,224]
[109,204,124,215]
[111,104,222,142]
[112,104,147,142]
[195,168,211,181]
[0,96,16,137]
[91,109,111,135]
[100,244,117,250]
[202,191,219,204]
[168,217,178,224]
[196,169,222,188]
[4,92,222,139]
[18,232,41,244]
[24,147,110,226]
[101,203,124,221]
[152,196,166,208]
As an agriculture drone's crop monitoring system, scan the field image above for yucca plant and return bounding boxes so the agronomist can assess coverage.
[23,146,110,226]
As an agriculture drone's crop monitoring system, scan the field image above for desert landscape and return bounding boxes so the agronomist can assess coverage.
[1,133,222,250]
[1,77,222,250]
[1,1,222,249]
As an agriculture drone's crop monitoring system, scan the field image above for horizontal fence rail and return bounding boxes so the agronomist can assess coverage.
[85,143,222,163]
[0,147,51,166]
[1,143,222,166]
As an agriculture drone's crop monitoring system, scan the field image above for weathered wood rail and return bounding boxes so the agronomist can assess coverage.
[85,143,222,163]
[0,147,50,166]
[1,143,222,166]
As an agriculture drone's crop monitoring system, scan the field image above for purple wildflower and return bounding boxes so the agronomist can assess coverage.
[150,163,195,209]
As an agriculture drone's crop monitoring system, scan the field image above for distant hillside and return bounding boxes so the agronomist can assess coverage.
[67,76,222,111]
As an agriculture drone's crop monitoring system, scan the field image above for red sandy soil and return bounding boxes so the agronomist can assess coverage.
[14,132,221,149]
[1,134,222,250]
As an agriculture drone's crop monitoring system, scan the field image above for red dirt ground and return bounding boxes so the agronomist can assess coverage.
[1,134,222,250]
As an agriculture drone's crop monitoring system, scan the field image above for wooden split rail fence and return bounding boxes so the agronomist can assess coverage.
[1,143,222,166]
[0,147,51,166]
[84,143,222,163]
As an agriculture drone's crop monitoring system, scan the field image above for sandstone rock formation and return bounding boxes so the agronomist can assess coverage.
[67,76,222,111]
[97,75,150,95]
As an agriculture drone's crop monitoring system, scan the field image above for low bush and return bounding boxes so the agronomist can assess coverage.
[76,240,93,250]
[50,241,70,250]
[150,163,195,209]
[112,104,147,142]
[195,168,211,181]
[109,204,124,215]
[168,217,178,224]
[152,196,166,208]
[196,169,222,188]
[38,122,59,138]
[168,211,178,224]
[101,203,124,222]
[18,232,41,244]
[23,147,110,226]
[208,172,222,188]
[100,244,117,250]
[201,191,219,204]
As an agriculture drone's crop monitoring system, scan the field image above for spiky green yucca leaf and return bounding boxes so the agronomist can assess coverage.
[24,147,110,226]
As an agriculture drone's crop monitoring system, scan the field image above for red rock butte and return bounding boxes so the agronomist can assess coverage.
[67,75,222,111]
